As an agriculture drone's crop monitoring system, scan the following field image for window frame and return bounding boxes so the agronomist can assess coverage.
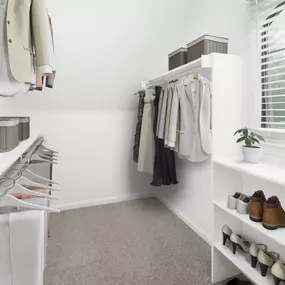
[253,0,285,144]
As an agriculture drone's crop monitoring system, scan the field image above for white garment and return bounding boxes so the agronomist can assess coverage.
[137,87,155,174]
[0,210,45,285]
[0,0,30,97]
[167,75,212,162]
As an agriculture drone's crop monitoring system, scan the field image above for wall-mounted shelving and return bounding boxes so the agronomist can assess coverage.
[214,159,285,187]
[212,160,285,285]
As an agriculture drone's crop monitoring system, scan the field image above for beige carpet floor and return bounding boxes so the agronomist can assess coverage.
[44,198,215,285]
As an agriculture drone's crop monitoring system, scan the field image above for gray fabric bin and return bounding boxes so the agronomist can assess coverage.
[187,35,228,62]
[168,48,187,70]
[19,117,30,141]
[0,118,19,152]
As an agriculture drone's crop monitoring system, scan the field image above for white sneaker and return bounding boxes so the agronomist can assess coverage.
[228,192,242,209]
[236,195,250,214]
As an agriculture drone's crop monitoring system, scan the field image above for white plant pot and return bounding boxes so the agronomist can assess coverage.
[242,146,262,164]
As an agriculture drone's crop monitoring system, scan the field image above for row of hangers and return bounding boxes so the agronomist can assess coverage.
[134,73,199,96]
[0,137,60,213]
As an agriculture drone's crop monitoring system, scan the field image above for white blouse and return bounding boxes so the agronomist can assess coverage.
[0,0,30,97]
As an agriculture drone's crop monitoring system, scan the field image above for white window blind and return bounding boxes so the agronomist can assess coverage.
[255,0,285,129]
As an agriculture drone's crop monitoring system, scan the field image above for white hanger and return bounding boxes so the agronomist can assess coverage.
[0,194,60,213]
[17,176,60,191]
[40,145,58,154]
[23,169,60,185]
[38,154,58,162]
[7,184,60,200]
[29,156,57,164]
[32,153,56,162]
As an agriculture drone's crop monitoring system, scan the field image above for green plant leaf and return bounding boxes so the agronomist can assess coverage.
[245,138,251,147]
[242,129,249,137]
[234,128,247,136]
[250,132,265,142]
[237,137,246,143]
[250,137,260,144]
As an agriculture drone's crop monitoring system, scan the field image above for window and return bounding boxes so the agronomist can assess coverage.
[257,0,285,130]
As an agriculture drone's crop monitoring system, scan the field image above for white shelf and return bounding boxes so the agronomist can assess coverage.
[214,159,285,187]
[213,243,272,285]
[214,200,285,246]
[0,135,40,176]
[142,54,213,89]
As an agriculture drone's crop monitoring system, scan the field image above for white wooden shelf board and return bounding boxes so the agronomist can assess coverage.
[213,243,272,285]
[214,159,285,187]
[0,135,40,176]
[214,201,285,246]
[142,54,213,88]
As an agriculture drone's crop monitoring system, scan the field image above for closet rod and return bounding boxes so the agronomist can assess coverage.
[141,54,212,89]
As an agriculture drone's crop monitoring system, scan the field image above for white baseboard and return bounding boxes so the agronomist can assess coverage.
[157,195,212,245]
[56,193,154,211]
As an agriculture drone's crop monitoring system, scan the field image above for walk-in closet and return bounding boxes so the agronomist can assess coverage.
[0,0,284,285]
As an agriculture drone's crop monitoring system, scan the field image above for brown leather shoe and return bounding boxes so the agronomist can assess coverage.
[263,197,285,230]
[250,190,266,222]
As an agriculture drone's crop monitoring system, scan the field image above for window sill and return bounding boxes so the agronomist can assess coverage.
[252,128,285,166]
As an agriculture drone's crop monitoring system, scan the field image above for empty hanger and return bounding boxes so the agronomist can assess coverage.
[17,176,60,191]
[0,195,60,213]
[39,145,58,154]
[23,169,60,185]
[7,184,59,200]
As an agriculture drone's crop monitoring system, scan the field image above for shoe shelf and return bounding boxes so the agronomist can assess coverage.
[212,159,285,284]
[214,159,285,187]
[213,242,272,285]
[214,201,285,247]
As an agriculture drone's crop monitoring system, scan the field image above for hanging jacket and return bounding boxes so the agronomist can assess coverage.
[167,75,212,162]
[6,0,54,84]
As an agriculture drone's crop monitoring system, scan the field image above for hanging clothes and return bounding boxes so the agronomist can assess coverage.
[0,0,55,96]
[168,75,212,162]
[133,90,145,163]
[0,0,30,97]
[151,86,178,186]
[137,87,155,174]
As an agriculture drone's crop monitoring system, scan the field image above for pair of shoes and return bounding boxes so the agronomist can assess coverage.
[228,192,250,214]
[250,243,279,276]
[272,260,285,285]
[249,243,285,284]
[250,190,285,230]
[222,225,250,254]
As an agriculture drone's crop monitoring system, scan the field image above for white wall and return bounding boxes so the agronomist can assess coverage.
[0,0,253,242]
[0,0,195,208]
[155,0,252,243]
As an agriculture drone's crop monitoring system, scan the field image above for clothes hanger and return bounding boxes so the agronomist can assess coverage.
[29,154,57,164]
[39,145,58,154]
[8,160,59,186]
[17,176,60,191]
[0,179,60,212]
[7,184,60,200]
[22,169,60,185]
[0,195,60,213]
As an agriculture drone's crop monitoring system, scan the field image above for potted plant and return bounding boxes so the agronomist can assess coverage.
[234,128,265,163]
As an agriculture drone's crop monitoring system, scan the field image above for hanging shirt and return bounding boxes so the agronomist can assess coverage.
[0,0,30,97]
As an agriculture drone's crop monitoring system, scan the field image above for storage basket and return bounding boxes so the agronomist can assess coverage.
[187,35,228,62]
